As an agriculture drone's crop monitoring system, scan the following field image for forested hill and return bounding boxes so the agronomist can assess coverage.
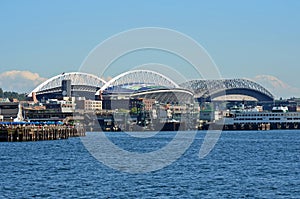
[0,88,27,101]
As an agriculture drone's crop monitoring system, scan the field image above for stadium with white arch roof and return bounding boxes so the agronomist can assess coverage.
[28,72,107,101]
[28,70,274,108]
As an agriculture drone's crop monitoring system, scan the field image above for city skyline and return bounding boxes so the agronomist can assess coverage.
[0,0,300,98]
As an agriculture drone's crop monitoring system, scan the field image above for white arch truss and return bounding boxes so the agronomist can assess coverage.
[180,78,274,100]
[97,69,180,95]
[28,72,106,97]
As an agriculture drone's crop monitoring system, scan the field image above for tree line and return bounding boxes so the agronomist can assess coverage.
[0,88,27,101]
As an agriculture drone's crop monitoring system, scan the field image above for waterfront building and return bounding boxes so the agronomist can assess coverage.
[44,97,76,113]
[76,99,102,111]
[0,102,19,121]
[25,70,283,131]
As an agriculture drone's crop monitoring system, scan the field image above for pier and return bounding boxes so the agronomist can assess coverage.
[199,122,300,131]
[0,123,85,142]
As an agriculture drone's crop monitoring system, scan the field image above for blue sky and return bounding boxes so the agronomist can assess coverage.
[0,0,300,95]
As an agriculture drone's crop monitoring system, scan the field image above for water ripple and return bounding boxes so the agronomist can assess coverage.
[0,130,299,198]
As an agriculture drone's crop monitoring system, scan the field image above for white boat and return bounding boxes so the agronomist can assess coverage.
[221,106,300,126]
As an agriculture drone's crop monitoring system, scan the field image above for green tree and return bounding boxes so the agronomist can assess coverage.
[0,89,27,101]
[0,88,3,98]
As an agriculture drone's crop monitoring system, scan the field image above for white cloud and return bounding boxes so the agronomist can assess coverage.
[252,75,300,99]
[0,70,47,93]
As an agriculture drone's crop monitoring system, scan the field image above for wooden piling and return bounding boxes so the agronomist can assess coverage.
[0,124,85,142]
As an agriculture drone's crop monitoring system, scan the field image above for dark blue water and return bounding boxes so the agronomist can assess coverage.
[1,130,300,198]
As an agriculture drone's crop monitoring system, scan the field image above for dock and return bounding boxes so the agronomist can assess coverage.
[0,123,85,142]
[199,122,300,131]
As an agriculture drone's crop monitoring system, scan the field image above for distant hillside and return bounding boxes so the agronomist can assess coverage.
[0,88,27,101]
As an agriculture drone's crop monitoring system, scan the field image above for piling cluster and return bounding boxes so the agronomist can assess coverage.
[0,124,85,142]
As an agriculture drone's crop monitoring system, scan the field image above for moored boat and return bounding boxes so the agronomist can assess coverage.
[205,106,300,130]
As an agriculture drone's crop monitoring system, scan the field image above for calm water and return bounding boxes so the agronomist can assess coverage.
[0,130,300,198]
